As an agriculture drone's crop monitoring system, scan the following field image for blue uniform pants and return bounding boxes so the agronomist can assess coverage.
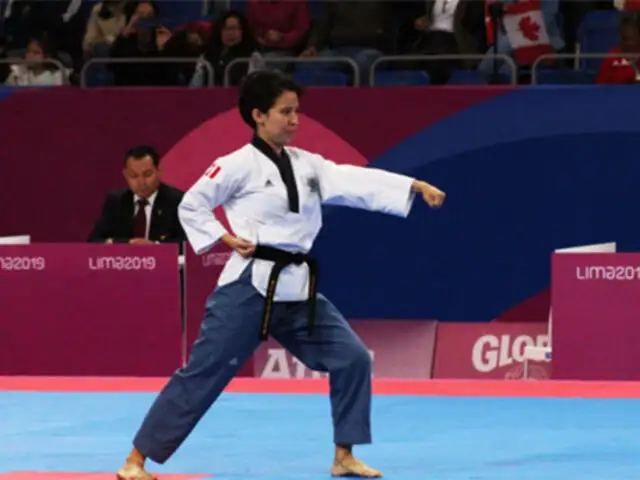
[133,265,372,464]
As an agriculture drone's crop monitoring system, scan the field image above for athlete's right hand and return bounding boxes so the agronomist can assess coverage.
[222,234,256,258]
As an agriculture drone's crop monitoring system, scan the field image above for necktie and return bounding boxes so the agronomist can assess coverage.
[133,198,148,239]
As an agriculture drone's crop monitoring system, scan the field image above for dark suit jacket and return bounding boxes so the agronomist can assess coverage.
[88,183,186,244]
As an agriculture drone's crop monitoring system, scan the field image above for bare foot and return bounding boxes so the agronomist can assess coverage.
[116,462,157,480]
[331,452,382,478]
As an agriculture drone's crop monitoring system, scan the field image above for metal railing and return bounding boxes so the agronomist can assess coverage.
[80,57,214,87]
[223,56,361,87]
[531,53,640,84]
[370,54,519,86]
[11,53,631,88]
[0,58,69,85]
[201,0,210,15]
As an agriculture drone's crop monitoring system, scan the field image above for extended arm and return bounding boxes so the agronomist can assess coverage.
[313,156,445,216]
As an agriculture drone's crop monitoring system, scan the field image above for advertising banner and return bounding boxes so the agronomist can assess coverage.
[0,244,182,376]
[253,320,437,379]
[432,322,551,379]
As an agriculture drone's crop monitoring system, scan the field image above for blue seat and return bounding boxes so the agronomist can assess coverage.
[293,71,349,86]
[534,68,596,84]
[307,0,326,20]
[157,1,205,20]
[373,70,430,86]
[160,14,212,29]
[579,9,621,30]
[446,69,508,85]
[577,10,621,72]
[229,0,247,12]
[448,69,486,84]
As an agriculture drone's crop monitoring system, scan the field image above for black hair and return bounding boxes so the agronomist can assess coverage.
[206,10,255,57]
[238,70,303,130]
[124,145,160,167]
[27,35,60,71]
[620,12,640,33]
[124,0,159,21]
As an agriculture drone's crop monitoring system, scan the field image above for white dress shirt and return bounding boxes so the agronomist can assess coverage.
[431,0,460,33]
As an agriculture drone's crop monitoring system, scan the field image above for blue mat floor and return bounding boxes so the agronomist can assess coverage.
[1,392,639,479]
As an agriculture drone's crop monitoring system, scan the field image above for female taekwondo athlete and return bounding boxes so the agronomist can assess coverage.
[116,70,446,480]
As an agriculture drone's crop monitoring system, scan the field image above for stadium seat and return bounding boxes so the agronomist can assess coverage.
[292,71,350,86]
[307,0,326,20]
[162,15,212,29]
[372,70,430,86]
[157,1,205,22]
[447,69,492,85]
[534,68,597,84]
[577,10,621,72]
[229,0,247,12]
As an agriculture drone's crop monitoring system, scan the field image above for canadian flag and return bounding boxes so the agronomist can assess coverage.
[485,0,554,66]
[502,0,554,65]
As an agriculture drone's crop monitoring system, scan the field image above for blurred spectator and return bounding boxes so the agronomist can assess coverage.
[4,35,70,85]
[109,1,184,85]
[162,22,209,85]
[0,32,8,83]
[478,0,565,81]
[83,0,128,56]
[0,2,6,38]
[190,10,259,87]
[245,0,310,60]
[82,0,128,86]
[404,0,483,84]
[3,0,83,53]
[4,0,40,49]
[42,0,87,72]
[298,0,392,82]
[596,12,640,83]
[458,0,488,55]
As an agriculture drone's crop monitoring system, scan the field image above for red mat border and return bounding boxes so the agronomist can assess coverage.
[1,377,640,398]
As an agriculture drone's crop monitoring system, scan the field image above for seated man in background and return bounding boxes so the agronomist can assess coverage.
[88,145,186,245]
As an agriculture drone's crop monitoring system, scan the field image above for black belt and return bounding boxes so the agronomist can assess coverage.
[252,245,318,341]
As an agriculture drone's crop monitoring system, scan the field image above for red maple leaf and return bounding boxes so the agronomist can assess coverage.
[518,15,540,42]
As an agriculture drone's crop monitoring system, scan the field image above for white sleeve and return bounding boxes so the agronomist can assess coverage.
[311,155,416,218]
[178,157,248,254]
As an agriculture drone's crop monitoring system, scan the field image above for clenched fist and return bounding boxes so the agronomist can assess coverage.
[222,234,256,258]
[412,180,446,209]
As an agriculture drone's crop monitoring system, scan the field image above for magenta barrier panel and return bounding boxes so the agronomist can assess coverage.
[552,252,640,381]
[0,243,182,376]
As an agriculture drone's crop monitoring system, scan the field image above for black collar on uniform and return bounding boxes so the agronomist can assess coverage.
[251,134,299,213]
[251,134,288,165]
